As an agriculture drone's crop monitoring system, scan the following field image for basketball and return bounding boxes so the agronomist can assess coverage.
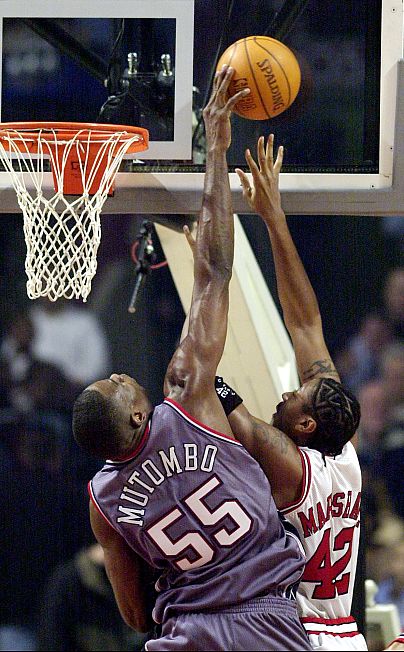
[216,36,301,120]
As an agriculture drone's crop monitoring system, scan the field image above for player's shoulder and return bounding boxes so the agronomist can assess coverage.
[153,398,185,424]
[159,397,242,446]
[301,440,358,464]
[298,445,324,472]
[301,441,361,488]
[147,399,182,434]
[337,440,359,462]
[327,441,360,471]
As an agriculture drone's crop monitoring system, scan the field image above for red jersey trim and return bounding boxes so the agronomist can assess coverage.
[88,480,118,532]
[301,616,356,625]
[106,421,151,464]
[302,615,360,637]
[280,448,311,515]
[305,631,359,638]
[389,636,404,644]
[164,398,242,445]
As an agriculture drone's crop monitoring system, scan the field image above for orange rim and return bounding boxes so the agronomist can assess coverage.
[0,121,149,153]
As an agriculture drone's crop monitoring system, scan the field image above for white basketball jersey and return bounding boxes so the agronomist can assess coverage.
[280,442,364,642]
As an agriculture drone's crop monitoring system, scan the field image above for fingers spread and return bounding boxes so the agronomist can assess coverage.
[274,145,284,173]
[225,87,250,112]
[216,65,234,98]
[265,134,274,167]
[208,64,229,106]
[214,64,228,88]
[235,169,253,202]
[257,135,268,173]
[235,168,249,190]
[209,66,251,117]
[245,148,260,183]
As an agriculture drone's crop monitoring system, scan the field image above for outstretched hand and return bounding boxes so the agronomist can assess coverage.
[235,135,284,223]
[203,65,250,151]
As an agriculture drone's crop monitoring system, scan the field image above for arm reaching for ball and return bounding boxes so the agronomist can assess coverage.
[235,135,340,387]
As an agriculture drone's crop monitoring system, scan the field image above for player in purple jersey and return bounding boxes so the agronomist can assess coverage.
[72,68,311,651]
[185,135,366,650]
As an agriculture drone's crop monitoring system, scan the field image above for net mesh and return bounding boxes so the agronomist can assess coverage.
[0,126,147,301]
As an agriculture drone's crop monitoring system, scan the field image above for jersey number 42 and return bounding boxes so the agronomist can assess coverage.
[302,525,356,599]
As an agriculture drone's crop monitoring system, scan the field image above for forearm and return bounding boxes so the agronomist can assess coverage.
[106,560,153,633]
[90,503,153,634]
[264,211,321,331]
[197,148,233,278]
[228,403,304,509]
[238,136,335,383]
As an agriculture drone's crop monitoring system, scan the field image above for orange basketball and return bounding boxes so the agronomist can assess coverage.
[217,36,301,120]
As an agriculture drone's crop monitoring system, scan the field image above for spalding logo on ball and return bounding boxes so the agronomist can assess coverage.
[217,36,301,120]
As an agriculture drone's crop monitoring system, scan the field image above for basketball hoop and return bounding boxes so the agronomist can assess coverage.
[0,121,149,302]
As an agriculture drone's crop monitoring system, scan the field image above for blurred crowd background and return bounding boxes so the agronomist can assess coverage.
[0,211,402,651]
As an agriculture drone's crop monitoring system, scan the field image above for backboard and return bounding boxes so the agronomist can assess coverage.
[0,0,403,215]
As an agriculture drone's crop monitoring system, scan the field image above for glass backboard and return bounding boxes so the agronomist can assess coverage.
[0,0,403,212]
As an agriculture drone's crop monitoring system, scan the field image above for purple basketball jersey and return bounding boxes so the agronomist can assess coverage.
[90,399,305,624]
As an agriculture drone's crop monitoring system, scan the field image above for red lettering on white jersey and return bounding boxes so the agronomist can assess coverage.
[280,442,362,629]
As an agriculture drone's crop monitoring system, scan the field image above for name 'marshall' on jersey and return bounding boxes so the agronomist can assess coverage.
[298,490,361,538]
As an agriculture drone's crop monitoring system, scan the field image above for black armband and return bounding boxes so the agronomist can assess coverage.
[215,376,243,415]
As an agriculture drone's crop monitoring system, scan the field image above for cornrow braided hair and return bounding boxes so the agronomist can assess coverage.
[307,378,361,457]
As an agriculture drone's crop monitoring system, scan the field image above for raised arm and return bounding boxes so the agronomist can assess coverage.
[236,135,340,385]
[164,66,250,432]
[181,217,304,509]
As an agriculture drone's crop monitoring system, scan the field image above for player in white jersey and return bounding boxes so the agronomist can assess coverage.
[184,135,368,650]
[279,441,363,650]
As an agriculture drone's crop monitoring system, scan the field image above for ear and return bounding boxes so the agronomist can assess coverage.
[295,415,317,434]
[130,411,147,428]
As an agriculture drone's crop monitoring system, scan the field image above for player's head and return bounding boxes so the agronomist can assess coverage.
[72,373,152,459]
[272,377,360,456]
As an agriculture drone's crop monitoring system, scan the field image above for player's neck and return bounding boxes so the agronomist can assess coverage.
[112,414,151,462]
[130,411,152,451]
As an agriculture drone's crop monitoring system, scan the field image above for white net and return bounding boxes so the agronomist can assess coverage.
[0,126,147,302]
